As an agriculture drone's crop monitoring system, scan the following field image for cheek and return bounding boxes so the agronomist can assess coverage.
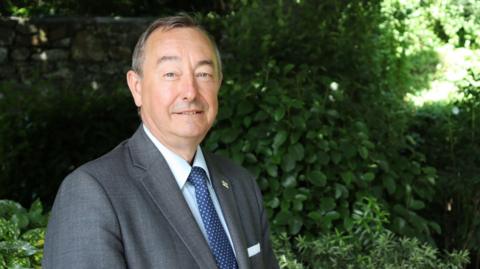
[207,93,218,114]
[148,84,174,108]
[207,85,220,104]
[209,102,218,124]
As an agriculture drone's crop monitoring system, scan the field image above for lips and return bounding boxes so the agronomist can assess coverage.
[174,110,203,115]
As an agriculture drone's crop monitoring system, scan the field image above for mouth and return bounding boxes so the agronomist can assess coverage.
[174,110,203,115]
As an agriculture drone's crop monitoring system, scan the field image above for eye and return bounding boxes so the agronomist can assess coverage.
[196,72,213,81]
[163,72,178,80]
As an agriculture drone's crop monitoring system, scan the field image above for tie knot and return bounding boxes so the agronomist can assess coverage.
[188,166,208,188]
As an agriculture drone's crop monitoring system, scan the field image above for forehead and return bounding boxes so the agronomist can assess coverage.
[144,27,215,60]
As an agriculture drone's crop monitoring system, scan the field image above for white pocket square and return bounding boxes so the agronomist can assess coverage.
[247,243,261,257]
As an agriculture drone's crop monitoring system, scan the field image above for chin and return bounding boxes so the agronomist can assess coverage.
[175,128,208,140]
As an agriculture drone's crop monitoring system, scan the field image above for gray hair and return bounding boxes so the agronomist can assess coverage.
[131,14,222,77]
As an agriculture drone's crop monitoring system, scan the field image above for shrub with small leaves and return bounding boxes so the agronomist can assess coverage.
[0,200,48,269]
[273,197,470,269]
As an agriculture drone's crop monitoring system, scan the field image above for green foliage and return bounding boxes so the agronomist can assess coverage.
[203,0,439,241]
[0,80,138,206]
[1,1,480,265]
[0,0,235,16]
[430,0,480,48]
[0,0,443,244]
[413,66,480,263]
[0,198,467,269]
[377,0,480,264]
[0,200,47,269]
[273,197,470,269]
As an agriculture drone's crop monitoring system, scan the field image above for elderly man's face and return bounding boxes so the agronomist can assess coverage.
[128,27,221,150]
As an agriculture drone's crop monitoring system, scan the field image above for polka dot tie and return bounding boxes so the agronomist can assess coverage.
[188,166,238,269]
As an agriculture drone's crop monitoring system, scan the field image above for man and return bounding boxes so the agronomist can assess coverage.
[43,15,279,269]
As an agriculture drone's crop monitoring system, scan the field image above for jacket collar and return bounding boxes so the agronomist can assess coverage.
[128,126,218,268]
[204,152,250,269]
[127,126,250,269]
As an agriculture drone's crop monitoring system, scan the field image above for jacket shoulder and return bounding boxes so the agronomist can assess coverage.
[72,139,131,182]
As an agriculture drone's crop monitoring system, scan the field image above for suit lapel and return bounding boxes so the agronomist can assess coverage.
[127,127,218,269]
[205,153,250,269]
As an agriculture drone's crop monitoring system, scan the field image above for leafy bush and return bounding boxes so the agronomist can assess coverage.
[0,200,48,268]
[0,198,468,269]
[375,0,480,265]
[0,80,139,206]
[203,0,440,241]
[273,197,470,269]
[0,0,236,16]
[413,66,480,266]
[2,0,479,257]
[430,0,480,48]
[1,0,443,242]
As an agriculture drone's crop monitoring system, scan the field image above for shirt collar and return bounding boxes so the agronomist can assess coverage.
[142,124,211,189]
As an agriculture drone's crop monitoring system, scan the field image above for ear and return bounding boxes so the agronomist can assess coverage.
[127,70,143,107]
[218,72,223,86]
[217,71,223,89]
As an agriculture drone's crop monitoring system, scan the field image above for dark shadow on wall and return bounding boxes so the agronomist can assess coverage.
[0,17,153,90]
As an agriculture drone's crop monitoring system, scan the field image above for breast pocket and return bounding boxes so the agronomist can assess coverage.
[247,242,265,268]
[247,242,261,258]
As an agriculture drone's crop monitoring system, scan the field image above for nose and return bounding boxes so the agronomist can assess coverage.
[181,73,199,102]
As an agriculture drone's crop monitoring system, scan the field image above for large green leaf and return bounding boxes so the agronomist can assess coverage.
[236,100,254,116]
[310,170,327,187]
[282,175,296,188]
[272,131,288,149]
[288,217,303,235]
[341,171,355,185]
[320,197,336,213]
[273,107,286,121]
[308,210,322,221]
[383,176,396,194]
[289,144,305,161]
[361,172,375,182]
[282,155,296,172]
[335,183,349,199]
[266,164,278,177]
[358,146,368,159]
[220,128,239,144]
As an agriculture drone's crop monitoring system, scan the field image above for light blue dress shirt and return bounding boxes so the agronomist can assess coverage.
[143,125,236,253]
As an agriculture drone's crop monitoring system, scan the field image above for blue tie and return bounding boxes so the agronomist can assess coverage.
[188,166,238,269]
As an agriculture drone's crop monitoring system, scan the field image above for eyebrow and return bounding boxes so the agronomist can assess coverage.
[156,56,215,70]
[195,60,214,70]
[156,55,180,66]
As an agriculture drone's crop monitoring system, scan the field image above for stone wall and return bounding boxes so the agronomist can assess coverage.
[0,17,155,89]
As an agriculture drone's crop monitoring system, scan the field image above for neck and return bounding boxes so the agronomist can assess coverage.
[157,135,199,164]
[168,143,197,164]
[143,123,200,164]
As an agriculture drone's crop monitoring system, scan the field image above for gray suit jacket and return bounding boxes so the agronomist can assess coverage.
[43,126,278,269]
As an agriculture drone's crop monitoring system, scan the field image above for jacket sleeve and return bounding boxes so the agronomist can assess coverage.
[42,170,127,269]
